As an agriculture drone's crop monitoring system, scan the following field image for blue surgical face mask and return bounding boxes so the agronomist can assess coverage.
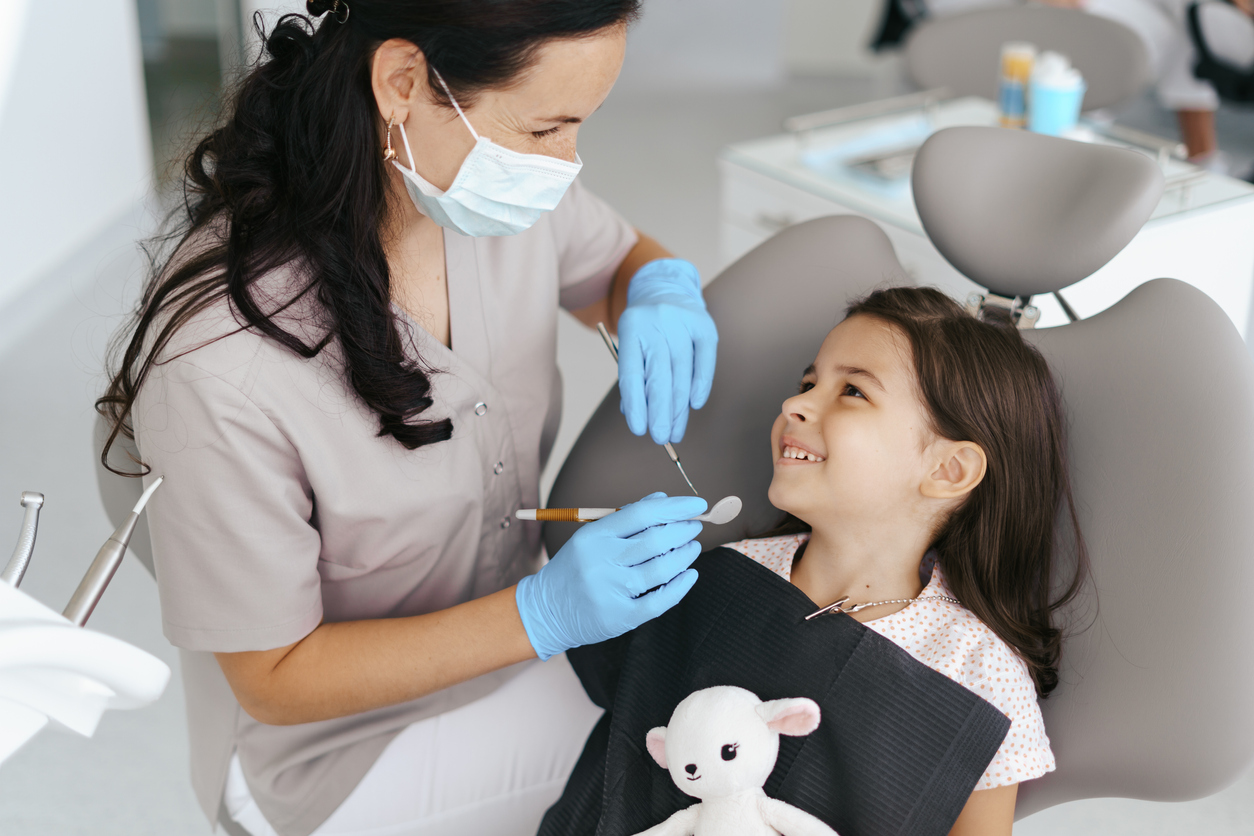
[393,71,583,237]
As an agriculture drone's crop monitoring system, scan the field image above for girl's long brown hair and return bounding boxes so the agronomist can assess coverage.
[769,287,1088,697]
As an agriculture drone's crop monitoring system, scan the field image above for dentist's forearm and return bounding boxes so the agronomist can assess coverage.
[571,230,672,331]
[214,586,536,725]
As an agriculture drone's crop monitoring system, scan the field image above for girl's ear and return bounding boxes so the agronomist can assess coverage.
[922,441,987,500]
[371,38,427,124]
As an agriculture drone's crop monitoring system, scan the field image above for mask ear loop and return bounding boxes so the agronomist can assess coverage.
[431,68,481,141]
[396,121,418,174]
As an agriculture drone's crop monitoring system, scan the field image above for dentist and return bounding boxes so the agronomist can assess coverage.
[97,2,717,835]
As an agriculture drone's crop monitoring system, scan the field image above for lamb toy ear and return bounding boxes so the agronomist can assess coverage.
[756,697,821,736]
[646,726,668,768]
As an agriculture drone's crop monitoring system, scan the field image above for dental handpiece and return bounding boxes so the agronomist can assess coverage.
[596,322,699,497]
[63,477,163,627]
[2,492,45,588]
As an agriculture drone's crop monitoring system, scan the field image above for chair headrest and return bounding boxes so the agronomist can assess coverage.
[912,126,1163,298]
[905,4,1151,111]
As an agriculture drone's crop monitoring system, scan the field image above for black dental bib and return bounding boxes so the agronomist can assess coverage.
[539,548,1012,836]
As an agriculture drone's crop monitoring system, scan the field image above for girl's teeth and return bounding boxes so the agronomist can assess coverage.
[782,445,825,462]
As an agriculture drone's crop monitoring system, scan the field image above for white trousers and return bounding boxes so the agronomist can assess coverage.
[223,654,604,836]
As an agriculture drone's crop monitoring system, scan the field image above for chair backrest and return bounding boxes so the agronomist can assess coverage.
[547,132,1254,814]
[93,413,153,577]
[1015,278,1254,815]
[905,4,1150,111]
[912,125,1164,298]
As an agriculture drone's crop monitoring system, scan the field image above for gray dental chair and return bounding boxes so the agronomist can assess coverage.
[904,4,1151,112]
[546,126,1254,817]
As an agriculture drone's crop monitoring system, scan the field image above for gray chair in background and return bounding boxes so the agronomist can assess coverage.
[547,126,1254,818]
[905,4,1151,112]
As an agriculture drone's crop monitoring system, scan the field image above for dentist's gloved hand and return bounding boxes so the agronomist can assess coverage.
[616,259,718,445]
[515,492,706,660]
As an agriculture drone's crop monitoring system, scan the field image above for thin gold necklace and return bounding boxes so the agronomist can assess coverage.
[805,593,961,621]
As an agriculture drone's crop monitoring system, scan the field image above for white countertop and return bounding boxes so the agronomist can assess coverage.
[721,97,1254,238]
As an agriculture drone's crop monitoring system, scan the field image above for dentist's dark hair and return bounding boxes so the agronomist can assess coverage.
[98,0,639,472]
[768,287,1088,697]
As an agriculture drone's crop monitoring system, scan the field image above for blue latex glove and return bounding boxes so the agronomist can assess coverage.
[616,259,719,445]
[515,492,706,660]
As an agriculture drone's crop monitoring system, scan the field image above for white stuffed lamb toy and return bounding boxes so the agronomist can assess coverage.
[634,685,839,836]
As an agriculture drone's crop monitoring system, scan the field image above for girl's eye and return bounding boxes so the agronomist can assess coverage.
[721,743,739,761]
[531,126,561,138]
[843,383,866,399]
[798,380,815,394]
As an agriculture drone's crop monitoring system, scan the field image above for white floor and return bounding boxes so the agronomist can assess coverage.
[2,76,1253,835]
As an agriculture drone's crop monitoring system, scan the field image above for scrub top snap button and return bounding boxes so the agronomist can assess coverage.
[474,402,488,416]
[493,461,505,475]
[500,517,511,529]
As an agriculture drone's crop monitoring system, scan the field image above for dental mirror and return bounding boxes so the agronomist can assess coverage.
[692,495,742,525]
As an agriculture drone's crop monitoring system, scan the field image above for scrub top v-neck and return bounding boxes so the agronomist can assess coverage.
[133,180,638,836]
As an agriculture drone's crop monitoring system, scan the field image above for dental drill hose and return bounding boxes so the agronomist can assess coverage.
[63,477,163,627]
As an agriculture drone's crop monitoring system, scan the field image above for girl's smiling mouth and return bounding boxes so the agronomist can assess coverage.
[778,436,826,464]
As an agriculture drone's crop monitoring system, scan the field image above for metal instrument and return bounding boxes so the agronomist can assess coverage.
[595,322,700,496]
[62,477,163,627]
[1,492,44,588]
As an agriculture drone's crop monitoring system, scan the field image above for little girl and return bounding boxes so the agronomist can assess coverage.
[545,285,1088,836]
[724,286,1087,835]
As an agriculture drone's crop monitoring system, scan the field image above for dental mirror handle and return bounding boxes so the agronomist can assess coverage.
[517,508,618,522]
[596,323,699,496]
[2,492,45,588]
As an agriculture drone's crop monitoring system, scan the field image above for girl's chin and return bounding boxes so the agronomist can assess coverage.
[766,482,804,518]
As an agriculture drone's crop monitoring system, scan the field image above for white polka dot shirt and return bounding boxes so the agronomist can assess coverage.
[722,533,1055,790]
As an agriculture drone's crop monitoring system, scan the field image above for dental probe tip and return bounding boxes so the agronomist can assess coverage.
[132,476,164,515]
[674,460,699,497]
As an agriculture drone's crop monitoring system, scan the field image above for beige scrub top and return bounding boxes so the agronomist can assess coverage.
[133,180,637,836]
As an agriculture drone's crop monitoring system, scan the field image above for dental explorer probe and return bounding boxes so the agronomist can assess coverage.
[596,322,699,497]
[63,477,163,627]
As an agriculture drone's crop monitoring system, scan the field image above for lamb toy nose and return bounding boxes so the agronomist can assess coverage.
[685,764,697,775]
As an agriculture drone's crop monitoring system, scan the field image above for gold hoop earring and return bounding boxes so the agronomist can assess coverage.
[382,114,397,163]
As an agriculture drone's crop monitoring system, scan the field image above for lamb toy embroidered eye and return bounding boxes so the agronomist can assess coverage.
[632,685,839,836]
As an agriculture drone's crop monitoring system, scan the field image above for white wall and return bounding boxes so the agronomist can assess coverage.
[619,0,786,89]
[783,0,889,76]
[0,0,151,322]
[237,0,789,88]
[158,0,220,38]
[0,0,31,120]
[235,0,888,85]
